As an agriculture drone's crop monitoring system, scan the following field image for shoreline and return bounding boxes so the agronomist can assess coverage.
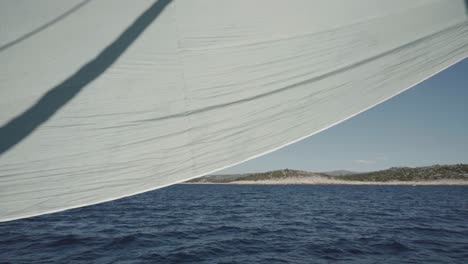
[182,178,468,186]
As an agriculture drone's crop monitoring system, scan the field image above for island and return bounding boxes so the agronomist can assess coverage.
[185,164,468,185]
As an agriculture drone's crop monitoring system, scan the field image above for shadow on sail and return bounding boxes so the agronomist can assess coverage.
[0,0,172,155]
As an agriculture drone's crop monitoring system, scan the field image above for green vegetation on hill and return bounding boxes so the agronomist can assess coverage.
[234,169,317,181]
[337,164,468,182]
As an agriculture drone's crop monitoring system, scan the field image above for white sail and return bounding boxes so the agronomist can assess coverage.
[0,0,467,222]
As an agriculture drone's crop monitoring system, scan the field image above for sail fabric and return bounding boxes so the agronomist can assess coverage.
[0,0,467,222]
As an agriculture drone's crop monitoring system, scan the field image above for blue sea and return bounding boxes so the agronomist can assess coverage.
[1,185,468,263]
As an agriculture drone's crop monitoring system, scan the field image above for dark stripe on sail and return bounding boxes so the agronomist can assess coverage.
[0,0,172,155]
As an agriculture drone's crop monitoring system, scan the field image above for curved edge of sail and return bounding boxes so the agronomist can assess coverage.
[2,56,465,223]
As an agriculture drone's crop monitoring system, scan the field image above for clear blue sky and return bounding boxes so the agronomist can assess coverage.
[220,58,468,174]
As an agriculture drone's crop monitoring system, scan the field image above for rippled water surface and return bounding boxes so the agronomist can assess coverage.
[1,185,468,263]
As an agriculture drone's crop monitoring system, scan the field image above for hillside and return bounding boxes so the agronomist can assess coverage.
[187,169,325,183]
[234,169,324,181]
[337,164,468,182]
[320,170,357,177]
[186,164,468,184]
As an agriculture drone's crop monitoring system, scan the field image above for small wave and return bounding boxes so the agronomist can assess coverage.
[107,234,137,247]
[371,240,413,253]
[46,234,84,247]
